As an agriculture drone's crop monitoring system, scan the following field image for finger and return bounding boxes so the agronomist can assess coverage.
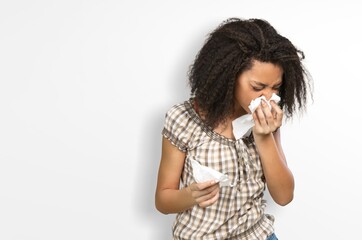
[252,111,264,134]
[270,101,283,126]
[190,180,217,191]
[255,105,268,128]
[199,192,220,208]
[191,182,219,198]
[252,111,260,126]
[195,185,219,204]
[194,184,219,198]
[261,100,274,125]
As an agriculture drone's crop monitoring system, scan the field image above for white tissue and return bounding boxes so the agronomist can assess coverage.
[232,93,281,139]
[248,93,280,112]
[190,158,233,187]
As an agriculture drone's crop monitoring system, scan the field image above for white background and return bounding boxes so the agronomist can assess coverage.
[1,1,361,239]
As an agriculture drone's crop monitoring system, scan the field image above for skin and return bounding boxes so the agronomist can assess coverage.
[234,60,294,206]
[155,60,295,214]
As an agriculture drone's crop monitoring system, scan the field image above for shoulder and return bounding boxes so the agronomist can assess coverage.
[165,101,187,117]
[162,99,200,152]
[164,99,194,125]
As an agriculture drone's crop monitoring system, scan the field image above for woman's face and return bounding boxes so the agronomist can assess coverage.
[234,60,283,116]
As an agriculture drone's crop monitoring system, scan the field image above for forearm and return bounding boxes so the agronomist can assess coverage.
[254,133,294,205]
[155,186,196,214]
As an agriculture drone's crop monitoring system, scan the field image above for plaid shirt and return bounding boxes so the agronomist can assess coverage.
[162,99,274,240]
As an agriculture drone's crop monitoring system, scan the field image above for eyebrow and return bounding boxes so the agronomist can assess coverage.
[251,80,282,87]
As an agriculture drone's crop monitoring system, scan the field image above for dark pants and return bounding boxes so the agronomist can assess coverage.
[267,233,278,240]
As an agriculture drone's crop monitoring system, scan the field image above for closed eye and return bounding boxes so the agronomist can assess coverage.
[272,84,282,91]
[252,86,264,91]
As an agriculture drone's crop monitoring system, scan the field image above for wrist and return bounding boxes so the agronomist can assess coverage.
[253,131,273,142]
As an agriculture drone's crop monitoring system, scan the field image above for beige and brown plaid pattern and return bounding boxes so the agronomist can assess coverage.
[162,99,275,240]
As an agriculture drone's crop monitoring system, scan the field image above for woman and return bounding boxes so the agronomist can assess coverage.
[155,18,312,240]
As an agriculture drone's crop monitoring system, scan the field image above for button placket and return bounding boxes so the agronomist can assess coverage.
[235,140,251,185]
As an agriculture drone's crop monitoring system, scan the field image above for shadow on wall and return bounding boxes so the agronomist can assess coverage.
[134,65,191,239]
[135,107,175,240]
[134,23,221,239]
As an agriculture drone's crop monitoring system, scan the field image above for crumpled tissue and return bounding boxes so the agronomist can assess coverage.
[190,157,234,187]
[232,93,281,139]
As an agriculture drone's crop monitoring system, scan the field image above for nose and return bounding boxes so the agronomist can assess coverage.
[260,89,275,100]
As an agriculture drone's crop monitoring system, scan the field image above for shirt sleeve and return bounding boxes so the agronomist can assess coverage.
[162,103,193,152]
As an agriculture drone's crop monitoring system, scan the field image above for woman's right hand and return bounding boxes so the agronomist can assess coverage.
[188,181,220,208]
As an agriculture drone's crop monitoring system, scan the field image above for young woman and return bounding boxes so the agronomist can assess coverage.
[155,18,311,240]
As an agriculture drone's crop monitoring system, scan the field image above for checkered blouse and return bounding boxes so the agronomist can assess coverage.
[162,99,275,240]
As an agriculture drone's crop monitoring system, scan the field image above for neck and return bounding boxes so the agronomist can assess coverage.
[232,105,248,120]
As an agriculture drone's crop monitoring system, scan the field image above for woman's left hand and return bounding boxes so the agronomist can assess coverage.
[252,100,283,136]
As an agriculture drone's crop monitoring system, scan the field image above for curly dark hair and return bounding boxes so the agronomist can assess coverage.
[188,18,312,128]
